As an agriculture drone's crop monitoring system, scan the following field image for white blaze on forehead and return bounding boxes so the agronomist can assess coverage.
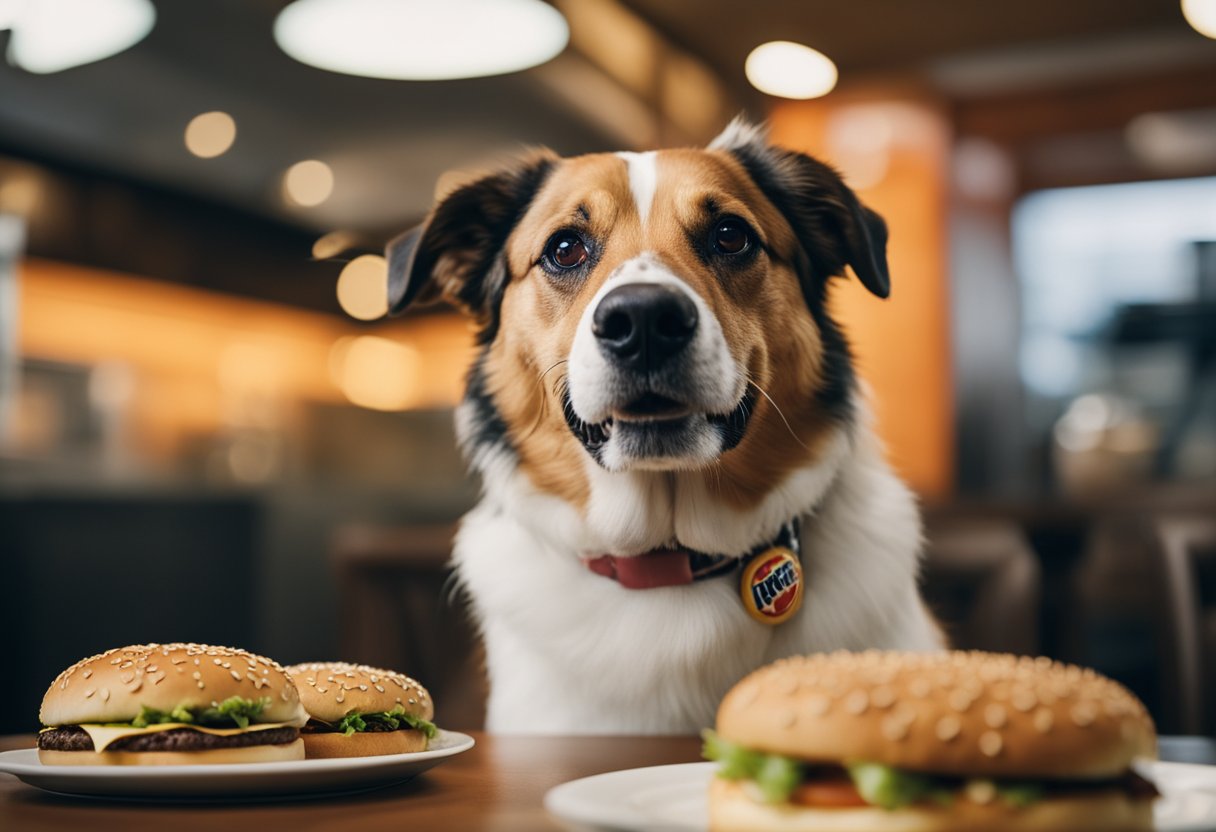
[616,151,658,225]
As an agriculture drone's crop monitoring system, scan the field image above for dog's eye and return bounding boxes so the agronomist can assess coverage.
[710,218,751,255]
[544,232,589,271]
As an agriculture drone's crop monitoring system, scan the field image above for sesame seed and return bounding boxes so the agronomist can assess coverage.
[1071,703,1096,727]
[84,688,96,699]
[948,690,973,712]
[845,690,869,715]
[82,669,93,679]
[979,731,1003,757]
[213,659,223,666]
[807,694,831,716]
[909,678,931,699]
[984,704,1008,728]
[871,686,895,709]
[375,684,385,693]
[230,670,242,681]
[882,715,909,741]
[935,715,961,741]
[777,710,796,729]
[101,689,110,702]
[734,681,760,708]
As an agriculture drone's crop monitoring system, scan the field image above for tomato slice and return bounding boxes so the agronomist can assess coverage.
[790,778,869,808]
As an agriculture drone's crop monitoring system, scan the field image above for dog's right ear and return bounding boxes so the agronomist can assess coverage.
[386,148,558,326]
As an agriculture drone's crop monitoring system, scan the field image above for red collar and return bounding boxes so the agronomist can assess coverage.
[582,523,799,590]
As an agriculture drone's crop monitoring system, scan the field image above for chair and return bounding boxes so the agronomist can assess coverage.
[331,523,488,730]
[920,520,1041,655]
[1155,514,1216,736]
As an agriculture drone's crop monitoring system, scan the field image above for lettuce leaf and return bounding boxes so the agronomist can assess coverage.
[129,696,270,729]
[334,705,437,739]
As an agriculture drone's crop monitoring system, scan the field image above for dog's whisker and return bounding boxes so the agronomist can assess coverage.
[747,378,810,452]
[519,361,570,442]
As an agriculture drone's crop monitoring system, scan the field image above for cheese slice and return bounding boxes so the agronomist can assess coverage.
[71,722,294,752]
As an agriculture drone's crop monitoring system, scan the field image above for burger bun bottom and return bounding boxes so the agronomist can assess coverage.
[709,778,1154,832]
[38,740,305,767]
[301,730,428,759]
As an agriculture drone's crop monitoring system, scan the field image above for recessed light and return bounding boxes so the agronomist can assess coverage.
[283,160,334,207]
[5,0,155,74]
[745,41,838,100]
[273,0,568,81]
[1182,0,1216,38]
[184,111,237,159]
[336,254,389,321]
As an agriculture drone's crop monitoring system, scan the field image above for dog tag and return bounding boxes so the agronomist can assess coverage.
[740,546,803,625]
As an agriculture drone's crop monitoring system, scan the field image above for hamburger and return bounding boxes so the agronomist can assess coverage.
[285,662,436,758]
[704,651,1158,832]
[38,643,308,766]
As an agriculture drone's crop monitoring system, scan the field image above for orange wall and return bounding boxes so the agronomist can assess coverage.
[769,92,954,496]
[16,258,476,459]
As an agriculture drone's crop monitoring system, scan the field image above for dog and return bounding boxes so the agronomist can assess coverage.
[386,119,942,734]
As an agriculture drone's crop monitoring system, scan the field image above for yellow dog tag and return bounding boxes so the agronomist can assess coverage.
[740,546,803,625]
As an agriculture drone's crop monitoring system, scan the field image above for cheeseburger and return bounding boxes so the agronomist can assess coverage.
[704,651,1158,832]
[286,662,436,758]
[38,643,307,766]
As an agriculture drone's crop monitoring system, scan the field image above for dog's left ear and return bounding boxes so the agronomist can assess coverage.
[709,118,890,299]
[386,148,558,324]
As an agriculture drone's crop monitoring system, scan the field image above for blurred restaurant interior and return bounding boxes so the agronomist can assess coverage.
[1,0,1215,737]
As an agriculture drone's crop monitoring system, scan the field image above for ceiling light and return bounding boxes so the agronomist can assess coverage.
[283,160,334,207]
[745,41,838,100]
[184,111,237,159]
[273,0,569,80]
[1182,0,1216,38]
[4,0,155,74]
[336,255,389,321]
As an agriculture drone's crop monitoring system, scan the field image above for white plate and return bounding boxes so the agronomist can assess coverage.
[0,729,474,801]
[544,760,1216,832]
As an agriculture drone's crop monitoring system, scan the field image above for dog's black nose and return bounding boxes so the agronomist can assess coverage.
[592,283,699,370]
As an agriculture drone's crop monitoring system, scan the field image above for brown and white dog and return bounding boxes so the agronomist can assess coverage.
[387,119,941,734]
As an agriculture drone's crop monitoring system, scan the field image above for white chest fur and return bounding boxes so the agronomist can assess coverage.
[451,419,941,734]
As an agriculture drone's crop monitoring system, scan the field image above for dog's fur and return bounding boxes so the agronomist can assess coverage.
[387,119,942,734]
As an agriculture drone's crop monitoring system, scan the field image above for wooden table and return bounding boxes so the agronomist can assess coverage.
[0,732,704,831]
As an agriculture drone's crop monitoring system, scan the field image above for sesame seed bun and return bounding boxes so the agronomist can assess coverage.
[39,643,308,728]
[296,729,429,759]
[285,662,433,725]
[715,651,1156,780]
[709,777,1154,832]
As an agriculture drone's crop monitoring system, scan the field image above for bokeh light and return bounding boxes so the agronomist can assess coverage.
[184,111,237,158]
[336,254,389,321]
[282,159,334,207]
[745,41,837,100]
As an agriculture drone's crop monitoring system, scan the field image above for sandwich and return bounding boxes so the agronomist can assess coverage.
[285,662,436,758]
[38,643,308,766]
[704,650,1158,831]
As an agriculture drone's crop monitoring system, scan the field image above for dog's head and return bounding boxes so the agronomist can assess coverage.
[388,119,888,503]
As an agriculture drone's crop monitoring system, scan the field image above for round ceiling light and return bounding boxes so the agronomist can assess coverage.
[745,41,838,100]
[184,111,237,159]
[4,0,155,74]
[273,0,569,81]
[283,160,334,207]
[1182,0,1216,38]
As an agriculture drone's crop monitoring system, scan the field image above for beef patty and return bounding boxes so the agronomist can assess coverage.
[38,725,299,752]
[301,718,404,734]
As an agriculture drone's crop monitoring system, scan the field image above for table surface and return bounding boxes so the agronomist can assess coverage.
[0,731,704,832]
[5,733,1215,831]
